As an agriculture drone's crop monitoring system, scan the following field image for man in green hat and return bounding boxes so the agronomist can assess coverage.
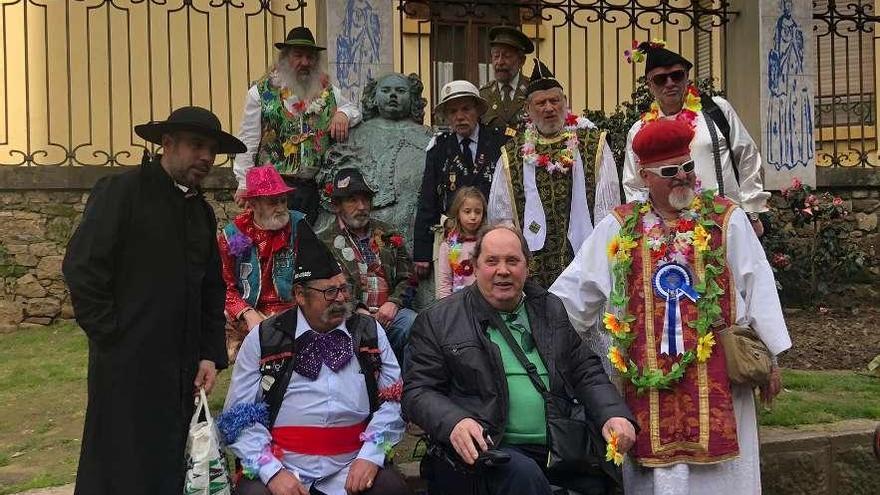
[233,26,362,225]
[479,26,534,131]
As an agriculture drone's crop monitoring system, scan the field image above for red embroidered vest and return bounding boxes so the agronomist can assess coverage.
[611,197,740,467]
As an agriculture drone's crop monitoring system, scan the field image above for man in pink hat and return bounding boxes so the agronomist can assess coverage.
[218,165,310,361]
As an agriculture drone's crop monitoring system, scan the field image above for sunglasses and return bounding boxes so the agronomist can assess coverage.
[650,70,688,86]
[643,160,695,178]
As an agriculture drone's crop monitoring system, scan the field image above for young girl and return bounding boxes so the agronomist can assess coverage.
[436,187,487,299]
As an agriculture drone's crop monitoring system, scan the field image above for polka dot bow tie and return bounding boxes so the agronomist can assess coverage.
[292,329,354,380]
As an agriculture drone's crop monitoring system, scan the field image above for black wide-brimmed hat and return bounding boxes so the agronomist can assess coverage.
[525,59,563,96]
[134,106,246,154]
[638,41,693,74]
[293,223,342,284]
[275,26,326,51]
[331,168,375,200]
[488,26,534,54]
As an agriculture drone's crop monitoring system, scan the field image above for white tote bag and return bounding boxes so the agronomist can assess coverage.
[184,388,232,495]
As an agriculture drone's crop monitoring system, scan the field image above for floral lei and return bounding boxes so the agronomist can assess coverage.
[521,113,592,175]
[604,189,727,393]
[447,231,474,288]
[641,84,703,129]
[279,83,332,119]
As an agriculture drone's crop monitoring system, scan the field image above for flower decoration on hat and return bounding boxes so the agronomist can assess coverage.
[624,39,667,64]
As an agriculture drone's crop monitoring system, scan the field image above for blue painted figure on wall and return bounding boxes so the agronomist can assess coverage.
[336,0,382,103]
[767,0,814,170]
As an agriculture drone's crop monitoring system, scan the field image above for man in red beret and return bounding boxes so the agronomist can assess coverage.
[550,119,791,494]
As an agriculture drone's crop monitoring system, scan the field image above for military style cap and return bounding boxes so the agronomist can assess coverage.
[488,26,534,54]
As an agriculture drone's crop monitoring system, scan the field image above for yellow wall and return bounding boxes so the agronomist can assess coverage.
[0,1,743,167]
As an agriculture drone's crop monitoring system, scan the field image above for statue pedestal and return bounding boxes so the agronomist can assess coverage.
[319,0,395,106]
[727,0,816,189]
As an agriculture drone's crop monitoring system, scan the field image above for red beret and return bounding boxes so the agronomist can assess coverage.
[633,119,695,166]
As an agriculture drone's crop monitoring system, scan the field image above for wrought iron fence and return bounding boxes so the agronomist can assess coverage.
[0,0,310,167]
[396,0,731,119]
[813,0,879,168]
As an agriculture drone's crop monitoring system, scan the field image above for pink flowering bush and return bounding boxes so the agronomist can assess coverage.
[761,178,867,306]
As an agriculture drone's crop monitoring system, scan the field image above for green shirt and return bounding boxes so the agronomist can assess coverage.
[487,301,548,445]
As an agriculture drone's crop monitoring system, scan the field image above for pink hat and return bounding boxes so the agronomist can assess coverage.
[241,165,294,198]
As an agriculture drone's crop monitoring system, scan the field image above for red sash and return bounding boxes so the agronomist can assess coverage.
[271,421,367,456]
[612,199,740,467]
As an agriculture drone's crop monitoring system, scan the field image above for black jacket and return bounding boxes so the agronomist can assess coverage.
[413,126,509,261]
[402,281,635,448]
[63,156,228,495]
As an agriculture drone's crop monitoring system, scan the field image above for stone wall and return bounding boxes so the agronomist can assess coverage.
[0,166,239,332]
[1,166,878,331]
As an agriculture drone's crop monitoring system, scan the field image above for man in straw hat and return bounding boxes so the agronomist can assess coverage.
[218,165,309,362]
[63,106,246,494]
[233,26,362,225]
[479,25,534,131]
[220,225,410,495]
[621,39,769,236]
[551,118,789,494]
[413,80,510,280]
[487,60,621,288]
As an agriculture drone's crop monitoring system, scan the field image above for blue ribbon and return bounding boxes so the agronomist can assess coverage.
[653,263,700,356]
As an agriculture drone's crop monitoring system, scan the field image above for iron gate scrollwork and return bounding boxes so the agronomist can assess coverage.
[0,0,308,167]
[813,0,879,168]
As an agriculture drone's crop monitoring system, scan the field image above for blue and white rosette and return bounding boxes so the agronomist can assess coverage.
[652,263,700,356]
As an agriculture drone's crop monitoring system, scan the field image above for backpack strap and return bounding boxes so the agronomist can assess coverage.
[700,94,740,187]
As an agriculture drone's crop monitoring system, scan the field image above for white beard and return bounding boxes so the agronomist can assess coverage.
[254,210,290,231]
[273,58,322,101]
[668,187,696,210]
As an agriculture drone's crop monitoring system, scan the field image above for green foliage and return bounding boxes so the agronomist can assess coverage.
[0,243,28,279]
[759,369,880,427]
[761,179,869,306]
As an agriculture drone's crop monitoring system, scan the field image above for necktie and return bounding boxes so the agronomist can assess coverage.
[460,137,474,169]
[291,329,354,380]
[502,84,513,103]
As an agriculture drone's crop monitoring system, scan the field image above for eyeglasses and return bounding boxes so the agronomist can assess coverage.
[650,69,687,86]
[643,160,696,178]
[304,283,352,301]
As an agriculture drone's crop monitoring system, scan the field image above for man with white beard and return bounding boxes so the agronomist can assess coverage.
[550,119,791,494]
[233,27,361,224]
[487,60,620,288]
[218,165,310,361]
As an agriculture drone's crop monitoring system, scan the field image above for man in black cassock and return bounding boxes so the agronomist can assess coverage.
[63,106,246,495]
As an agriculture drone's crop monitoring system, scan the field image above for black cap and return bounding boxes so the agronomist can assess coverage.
[488,26,534,54]
[275,26,326,51]
[331,168,375,200]
[525,60,563,96]
[293,224,342,284]
[639,41,693,74]
[134,106,246,154]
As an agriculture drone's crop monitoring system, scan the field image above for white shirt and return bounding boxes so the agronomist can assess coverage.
[622,96,770,213]
[232,79,363,188]
[223,309,403,494]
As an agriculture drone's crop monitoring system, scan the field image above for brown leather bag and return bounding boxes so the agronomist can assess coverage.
[717,325,772,387]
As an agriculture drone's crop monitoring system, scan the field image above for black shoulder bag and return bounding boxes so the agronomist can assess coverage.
[491,315,611,484]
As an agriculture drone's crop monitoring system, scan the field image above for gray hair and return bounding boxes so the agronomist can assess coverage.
[472,222,532,265]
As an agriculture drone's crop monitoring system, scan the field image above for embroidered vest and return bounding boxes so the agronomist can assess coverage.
[506,128,600,287]
[255,77,337,175]
[611,197,739,467]
[222,211,305,308]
